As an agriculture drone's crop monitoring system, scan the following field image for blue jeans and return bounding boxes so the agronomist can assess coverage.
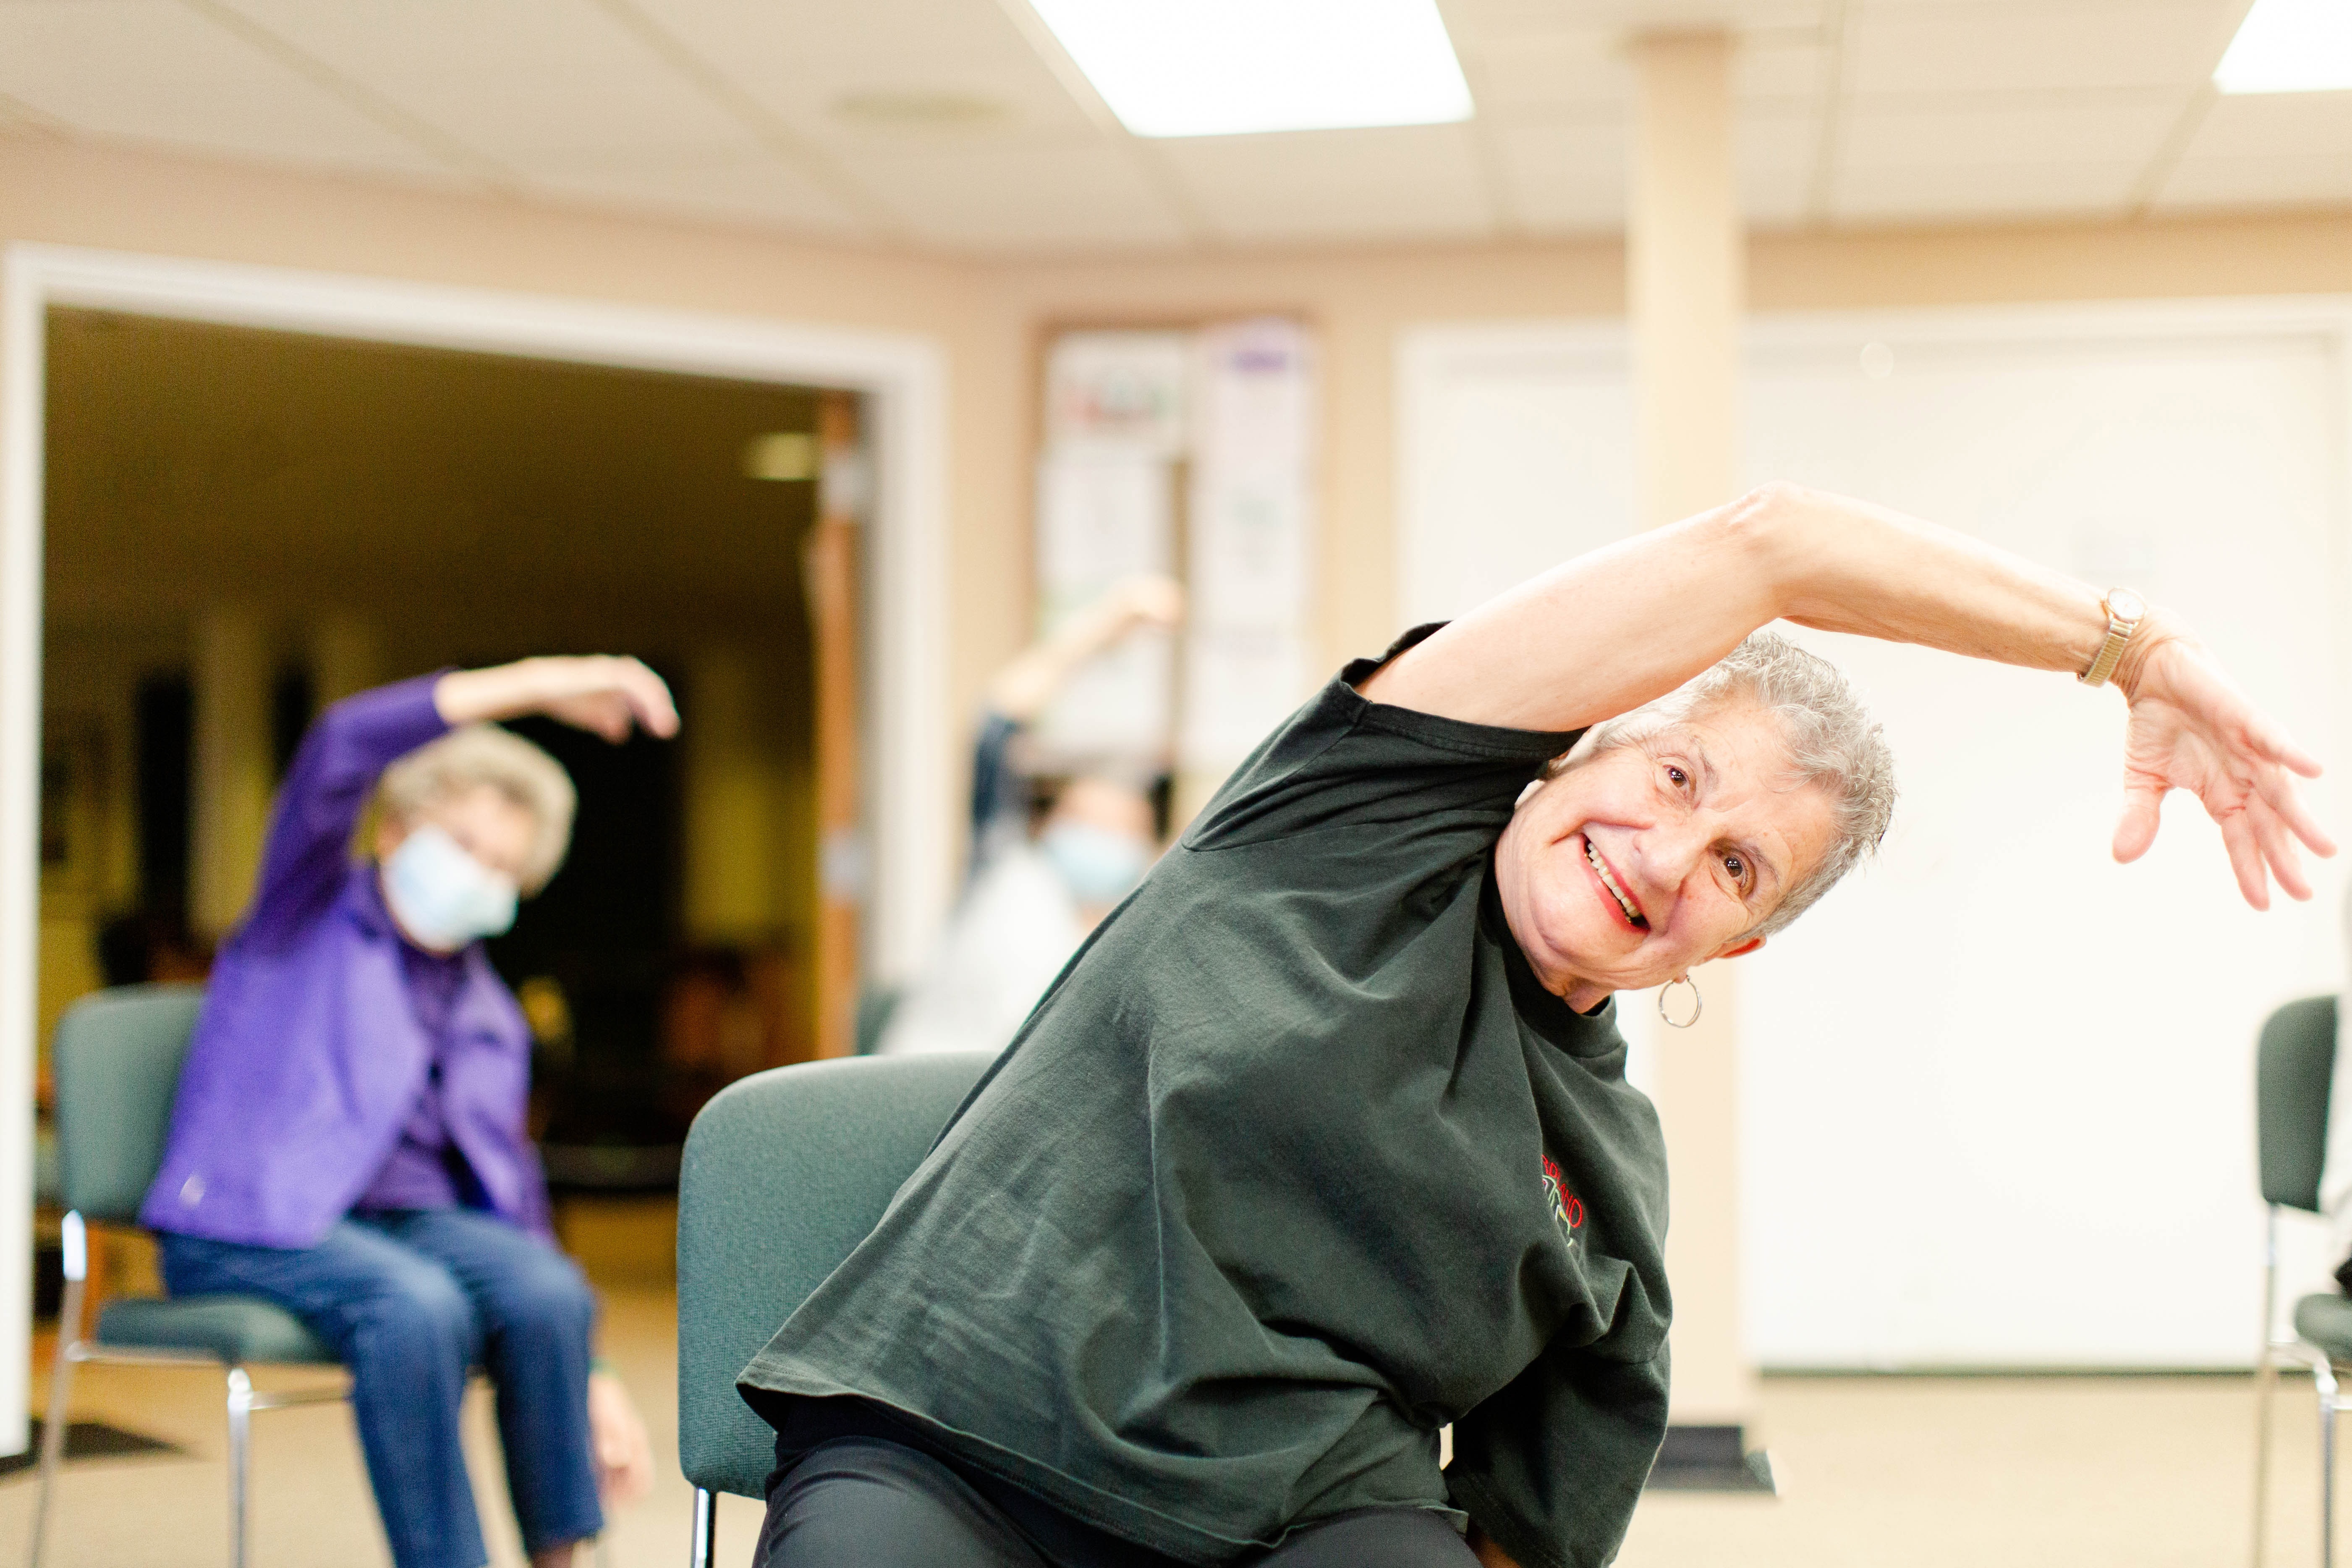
[158,1210,604,1568]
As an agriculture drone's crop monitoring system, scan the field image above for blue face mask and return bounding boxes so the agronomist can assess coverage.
[382,824,520,952]
[1040,821,1151,906]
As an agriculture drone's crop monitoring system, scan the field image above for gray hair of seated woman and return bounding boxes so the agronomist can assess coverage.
[1546,630,1898,939]
[375,725,578,894]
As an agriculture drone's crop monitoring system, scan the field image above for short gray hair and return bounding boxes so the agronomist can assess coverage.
[1550,630,1896,939]
[376,725,577,893]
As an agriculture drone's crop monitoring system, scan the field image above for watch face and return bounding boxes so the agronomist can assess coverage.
[2107,588,2145,621]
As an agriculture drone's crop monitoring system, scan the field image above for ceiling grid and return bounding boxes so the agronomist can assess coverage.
[0,0,2338,252]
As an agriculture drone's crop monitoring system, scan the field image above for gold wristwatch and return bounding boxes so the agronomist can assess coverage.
[2078,588,2147,688]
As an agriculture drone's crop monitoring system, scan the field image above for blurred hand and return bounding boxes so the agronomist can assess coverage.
[587,1369,655,1506]
[529,657,679,743]
[435,656,679,744]
[2113,624,2334,909]
[1104,573,1185,631]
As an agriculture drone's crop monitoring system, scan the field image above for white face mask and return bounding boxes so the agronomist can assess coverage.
[1040,821,1151,906]
[382,823,520,952]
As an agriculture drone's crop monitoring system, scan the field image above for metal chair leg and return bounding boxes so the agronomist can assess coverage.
[690,1487,717,1568]
[2256,1343,2279,1568]
[2257,1206,2283,1568]
[29,1212,89,1568]
[226,1368,253,1568]
[2320,1358,2340,1568]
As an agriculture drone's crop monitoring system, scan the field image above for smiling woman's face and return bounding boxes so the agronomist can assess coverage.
[1496,701,1841,1013]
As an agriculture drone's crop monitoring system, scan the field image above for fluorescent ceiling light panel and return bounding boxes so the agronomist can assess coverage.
[1025,0,1473,138]
[2214,0,2352,93]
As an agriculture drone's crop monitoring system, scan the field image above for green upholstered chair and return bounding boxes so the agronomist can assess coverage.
[676,1050,996,1568]
[2254,994,2349,1568]
[33,984,344,1568]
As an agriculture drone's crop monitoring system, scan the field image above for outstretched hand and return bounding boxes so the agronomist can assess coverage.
[433,655,680,744]
[2112,629,2334,909]
[529,656,679,743]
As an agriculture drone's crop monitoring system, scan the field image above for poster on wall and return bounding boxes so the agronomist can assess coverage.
[1032,449,1177,762]
[1032,331,1187,763]
[1181,317,1319,777]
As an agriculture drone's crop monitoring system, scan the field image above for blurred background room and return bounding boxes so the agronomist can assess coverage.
[2,0,2352,1564]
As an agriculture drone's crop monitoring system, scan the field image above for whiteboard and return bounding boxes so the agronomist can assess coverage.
[1396,304,2352,1367]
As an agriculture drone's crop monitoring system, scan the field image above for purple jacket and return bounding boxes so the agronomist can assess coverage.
[141,676,552,1248]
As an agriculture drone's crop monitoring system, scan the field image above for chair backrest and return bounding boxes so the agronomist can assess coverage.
[51,984,205,1223]
[675,1050,995,1499]
[2258,993,2338,1213]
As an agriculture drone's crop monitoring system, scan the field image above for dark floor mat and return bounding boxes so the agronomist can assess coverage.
[0,1420,183,1478]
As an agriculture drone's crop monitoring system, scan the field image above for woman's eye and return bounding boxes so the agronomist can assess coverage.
[1724,853,1747,885]
[1666,765,1688,788]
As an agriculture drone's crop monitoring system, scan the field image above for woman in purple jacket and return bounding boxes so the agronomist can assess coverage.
[143,655,678,1568]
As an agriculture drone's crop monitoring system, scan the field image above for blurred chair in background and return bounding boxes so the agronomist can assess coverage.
[2253,992,2347,1568]
[675,1050,995,1568]
[34,983,345,1568]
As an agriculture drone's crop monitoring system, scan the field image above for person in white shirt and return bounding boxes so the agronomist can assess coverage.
[877,576,1182,1057]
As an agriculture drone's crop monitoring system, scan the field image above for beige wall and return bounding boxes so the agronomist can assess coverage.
[7,135,2352,893]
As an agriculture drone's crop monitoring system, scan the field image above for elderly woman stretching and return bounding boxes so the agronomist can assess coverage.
[144,656,677,1568]
[740,485,2330,1568]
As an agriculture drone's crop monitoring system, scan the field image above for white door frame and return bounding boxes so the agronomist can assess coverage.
[0,242,953,1453]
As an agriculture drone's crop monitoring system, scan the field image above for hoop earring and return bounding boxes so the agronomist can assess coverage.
[1659,976,1703,1029]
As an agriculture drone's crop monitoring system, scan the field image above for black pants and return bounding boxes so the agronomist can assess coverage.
[756,1438,1480,1568]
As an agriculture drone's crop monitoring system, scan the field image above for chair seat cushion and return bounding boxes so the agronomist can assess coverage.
[2294,1293,2352,1361]
[95,1294,337,1366]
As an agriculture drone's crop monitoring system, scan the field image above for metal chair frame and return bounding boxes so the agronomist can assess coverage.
[29,1211,346,1568]
[2255,1203,2351,1568]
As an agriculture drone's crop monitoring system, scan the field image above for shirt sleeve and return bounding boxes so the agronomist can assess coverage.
[1445,1338,1671,1568]
[239,674,452,948]
[1181,625,1580,856]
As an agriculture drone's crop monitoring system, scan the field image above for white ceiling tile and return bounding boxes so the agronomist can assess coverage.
[0,0,456,176]
[518,150,869,234]
[1740,105,1821,224]
[638,0,1101,148]
[2153,152,2352,210]
[1493,120,1624,233]
[1442,0,1830,40]
[1156,124,1497,243]
[1849,2,2241,96]
[216,0,754,160]
[1464,24,1826,120]
[1841,94,2186,168]
[1738,38,1831,104]
[1462,29,1631,120]
[1832,157,2140,220]
[2171,89,2352,160]
[837,141,1188,249]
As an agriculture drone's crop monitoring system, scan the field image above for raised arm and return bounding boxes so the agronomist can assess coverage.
[432,654,678,741]
[1361,483,2331,908]
[985,573,1184,725]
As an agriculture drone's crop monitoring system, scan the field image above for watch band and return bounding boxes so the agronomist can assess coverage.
[2078,588,2146,688]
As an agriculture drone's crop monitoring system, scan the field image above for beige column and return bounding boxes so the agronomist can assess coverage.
[680,644,780,945]
[309,614,382,708]
[1628,29,1755,1430]
[189,607,275,941]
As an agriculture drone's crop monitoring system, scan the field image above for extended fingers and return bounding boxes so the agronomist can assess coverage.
[2243,710,2325,780]
[615,657,680,738]
[2247,794,2315,903]
[2252,761,2338,859]
[2217,808,2272,911]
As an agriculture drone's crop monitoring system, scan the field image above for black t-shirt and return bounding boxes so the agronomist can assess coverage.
[741,626,1672,1568]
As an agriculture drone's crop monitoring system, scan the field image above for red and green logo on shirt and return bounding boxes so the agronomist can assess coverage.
[1541,1152,1585,1246]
